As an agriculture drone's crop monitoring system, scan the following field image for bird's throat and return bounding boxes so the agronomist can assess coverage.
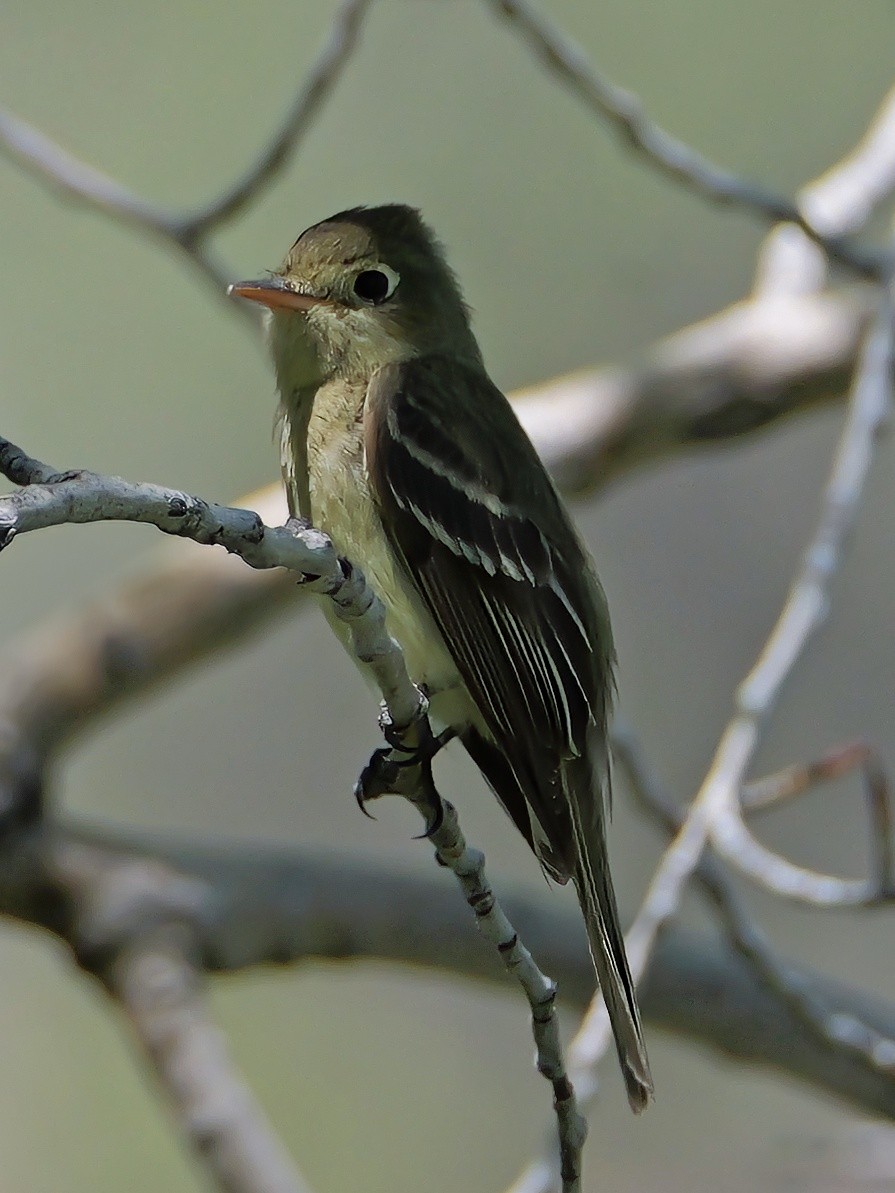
[269,309,328,395]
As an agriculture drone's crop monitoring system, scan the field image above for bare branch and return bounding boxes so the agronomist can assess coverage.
[187,0,373,236]
[0,9,892,1191]
[0,437,588,1187]
[709,295,894,902]
[8,831,315,1193]
[111,928,314,1193]
[0,107,182,237]
[0,2,372,319]
[0,438,424,734]
[504,290,894,1193]
[579,295,891,1059]
[755,84,895,297]
[514,286,874,494]
[0,106,245,318]
[613,727,895,1088]
[487,0,889,280]
[431,799,586,1191]
[3,820,894,1120]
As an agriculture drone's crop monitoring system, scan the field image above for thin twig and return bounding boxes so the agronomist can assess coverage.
[0,107,181,236]
[738,742,895,906]
[186,0,373,236]
[710,294,894,901]
[0,2,372,319]
[712,819,881,908]
[613,728,895,1084]
[755,84,895,297]
[488,0,888,280]
[0,106,244,317]
[354,711,584,1185]
[585,293,893,1049]
[741,740,875,813]
[430,799,586,1193]
[744,744,895,897]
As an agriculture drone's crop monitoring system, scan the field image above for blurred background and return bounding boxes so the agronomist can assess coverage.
[1,2,894,1190]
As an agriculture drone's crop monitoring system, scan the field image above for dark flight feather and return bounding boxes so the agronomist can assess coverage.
[364,354,652,1110]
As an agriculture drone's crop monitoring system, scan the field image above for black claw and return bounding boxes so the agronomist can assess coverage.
[354,791,377,820]
[412,792,445,840]
[354,746,400,812]
[355,700,458,831]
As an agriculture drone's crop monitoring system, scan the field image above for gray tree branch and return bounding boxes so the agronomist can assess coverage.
[0,0,371,320]
[488,0,890,280]
[0,436,591,1191]
[3,819,893,1120]
[3,829,313,1193]
[111,928,313,1193]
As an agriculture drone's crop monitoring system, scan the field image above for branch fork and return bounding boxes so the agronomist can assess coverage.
[0,435,588,1193]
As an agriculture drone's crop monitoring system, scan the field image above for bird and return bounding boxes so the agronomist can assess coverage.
[229,204,652,1111]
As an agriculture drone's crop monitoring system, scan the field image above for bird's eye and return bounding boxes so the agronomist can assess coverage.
[352,266,400,305]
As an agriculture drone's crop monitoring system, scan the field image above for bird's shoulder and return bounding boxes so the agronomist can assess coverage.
[364,354,572,552]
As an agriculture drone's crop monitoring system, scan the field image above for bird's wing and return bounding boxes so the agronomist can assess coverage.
[364,355,615,878]
[365,356,652,1110]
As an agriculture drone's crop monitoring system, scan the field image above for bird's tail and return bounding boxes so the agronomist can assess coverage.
[569,790,653,1113]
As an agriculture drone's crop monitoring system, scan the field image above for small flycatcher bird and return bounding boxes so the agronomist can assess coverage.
[230,205,652,1111]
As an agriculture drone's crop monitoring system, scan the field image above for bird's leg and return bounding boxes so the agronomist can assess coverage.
[377,699,457,763]
[354,690,456,836]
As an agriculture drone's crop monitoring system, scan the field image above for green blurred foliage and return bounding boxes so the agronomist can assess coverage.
[0,2,893,1190]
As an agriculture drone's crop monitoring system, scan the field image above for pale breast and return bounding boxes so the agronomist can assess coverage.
[300,379,464,711]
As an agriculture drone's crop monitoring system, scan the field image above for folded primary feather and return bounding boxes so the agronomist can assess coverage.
[364,355,653,1111]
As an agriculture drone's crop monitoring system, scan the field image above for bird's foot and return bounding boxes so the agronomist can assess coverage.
[354,746,403,814]
[353,747,445,838]
[354,702,456,837]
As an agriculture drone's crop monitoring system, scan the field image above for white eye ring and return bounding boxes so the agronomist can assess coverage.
[352,264,400,305]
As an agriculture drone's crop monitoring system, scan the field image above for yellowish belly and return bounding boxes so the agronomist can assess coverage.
[302,400,467,724]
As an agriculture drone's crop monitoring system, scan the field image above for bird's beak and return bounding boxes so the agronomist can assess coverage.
[227,277,327,313]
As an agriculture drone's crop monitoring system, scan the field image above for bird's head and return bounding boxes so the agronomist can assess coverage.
[230,205,481,392]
